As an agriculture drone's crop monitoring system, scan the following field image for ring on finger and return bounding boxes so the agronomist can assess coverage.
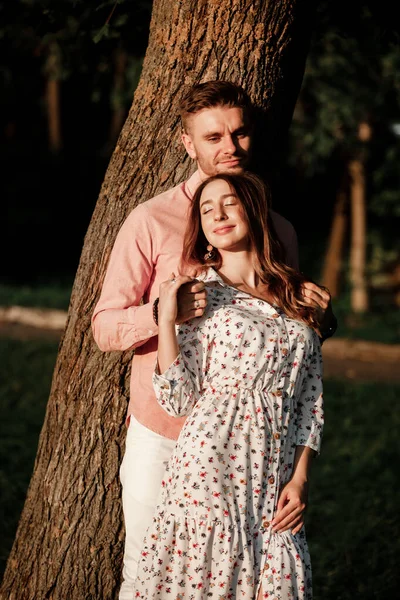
[194,300,200,309]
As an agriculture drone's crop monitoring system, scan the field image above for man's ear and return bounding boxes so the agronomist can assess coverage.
[181,132,197,160]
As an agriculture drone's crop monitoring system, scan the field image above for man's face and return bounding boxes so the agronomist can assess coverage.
[182,106,252,179]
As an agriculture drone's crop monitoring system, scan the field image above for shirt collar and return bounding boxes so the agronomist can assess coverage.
[200,268,282,315]
[182,169,203,201]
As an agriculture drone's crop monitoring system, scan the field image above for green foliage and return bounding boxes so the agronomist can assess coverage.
[370,143,400,217]
[92,23,112,44]
[291,13,399,170]
[288,1,400,310]
[1,0,151,107]
[289,1,400,221]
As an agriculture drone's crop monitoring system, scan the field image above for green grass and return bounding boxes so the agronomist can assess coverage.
[0,339,399,598]
[0,338,59,575]
[0,282,73,311]
[328,293,400,344]
[307,379,400,599]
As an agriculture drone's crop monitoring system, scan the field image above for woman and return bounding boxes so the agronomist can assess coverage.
[133,172,324,600]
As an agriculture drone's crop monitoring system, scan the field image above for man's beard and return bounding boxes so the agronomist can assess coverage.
[199,155,248,177]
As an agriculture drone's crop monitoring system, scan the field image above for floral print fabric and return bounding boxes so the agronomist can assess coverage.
[133,268,324,599]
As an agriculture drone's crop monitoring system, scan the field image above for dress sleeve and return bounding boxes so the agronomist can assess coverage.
[152,321,211,417]
[296,334,324,454]
[91,204,158,352]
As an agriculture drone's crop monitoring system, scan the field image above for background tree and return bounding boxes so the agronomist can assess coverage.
[288,1,400,314]
[0,0,318,598]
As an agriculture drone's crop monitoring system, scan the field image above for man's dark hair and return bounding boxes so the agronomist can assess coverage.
[178,80,254,132]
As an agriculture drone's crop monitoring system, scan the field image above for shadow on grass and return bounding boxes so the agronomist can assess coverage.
[1,341,399,598]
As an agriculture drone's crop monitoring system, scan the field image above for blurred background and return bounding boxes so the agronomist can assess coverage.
[1,1,400,598]
[2,0,400,342]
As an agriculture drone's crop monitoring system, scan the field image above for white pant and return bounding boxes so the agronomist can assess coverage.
[118,415,176,600]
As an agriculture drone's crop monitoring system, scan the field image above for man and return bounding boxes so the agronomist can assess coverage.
[91,80,336,599]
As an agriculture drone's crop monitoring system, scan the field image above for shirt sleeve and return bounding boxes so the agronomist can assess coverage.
[91,203,158,352]
[296,334,324,454]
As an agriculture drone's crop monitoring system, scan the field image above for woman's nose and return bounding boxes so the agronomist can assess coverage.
[214,208,227,221]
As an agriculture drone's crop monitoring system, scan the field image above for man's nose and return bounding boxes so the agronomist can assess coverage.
[222,134,236,154]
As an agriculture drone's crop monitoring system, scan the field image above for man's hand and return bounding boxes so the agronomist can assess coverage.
[176,279,208,324]
[301,281,335,338]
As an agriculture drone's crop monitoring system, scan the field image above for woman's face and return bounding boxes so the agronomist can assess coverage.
[199,178,250,253]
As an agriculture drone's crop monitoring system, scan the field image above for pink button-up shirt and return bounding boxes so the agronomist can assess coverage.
[91,170,299,440]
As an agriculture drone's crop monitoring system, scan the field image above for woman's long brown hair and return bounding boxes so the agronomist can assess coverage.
[181,172,319,329]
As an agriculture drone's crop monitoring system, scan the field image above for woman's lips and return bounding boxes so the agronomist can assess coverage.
[213,225,235,234]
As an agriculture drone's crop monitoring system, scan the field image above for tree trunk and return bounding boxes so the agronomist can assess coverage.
[321,173,348,298]
[349,158,369,312]
[45,42,62,153]
[108,48,128,148]
[0,1,317,598]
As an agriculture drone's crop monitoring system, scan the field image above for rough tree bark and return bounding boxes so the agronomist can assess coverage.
[0,1,317,598]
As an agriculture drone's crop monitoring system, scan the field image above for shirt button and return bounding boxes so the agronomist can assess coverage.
[268,476,275,484]
[262,519,270,528]
[274,432,281,440]
[264,562,270,570]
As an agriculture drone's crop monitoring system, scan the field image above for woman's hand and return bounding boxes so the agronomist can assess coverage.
[158,273,193,326]
[157,273,195,374]
[271,477,309,535]
[176,279,208,324]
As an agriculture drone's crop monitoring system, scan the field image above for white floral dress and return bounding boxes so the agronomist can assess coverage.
[133,268,324,600]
